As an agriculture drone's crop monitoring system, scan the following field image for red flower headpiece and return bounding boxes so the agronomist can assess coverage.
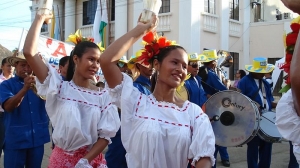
[136,31,177,65]
[280,16,300,93]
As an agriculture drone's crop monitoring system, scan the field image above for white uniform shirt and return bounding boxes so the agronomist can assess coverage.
[109,73,215,168]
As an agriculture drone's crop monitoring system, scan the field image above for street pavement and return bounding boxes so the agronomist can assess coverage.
[0,140,292,168]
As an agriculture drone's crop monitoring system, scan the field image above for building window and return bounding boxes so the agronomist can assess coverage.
[41,24,48,32]
[159,0,170,13]
[229,0,239,21]
[110,0,115,21]
[82,0,97,25]
[253,3,262,22]
[229,52,239,81]
[204,0,216,14]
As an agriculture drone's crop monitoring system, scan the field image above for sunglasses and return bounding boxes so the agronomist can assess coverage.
[189,62,200,68]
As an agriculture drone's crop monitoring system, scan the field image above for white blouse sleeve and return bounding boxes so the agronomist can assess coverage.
[276,89,300,144]
[35,63,62,98]
[188,104,216,166]
[108,73,141,114]
[97,90,121,144]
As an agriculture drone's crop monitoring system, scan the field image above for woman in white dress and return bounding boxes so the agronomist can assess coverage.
[23,14,120,167]
[99,16,215,168]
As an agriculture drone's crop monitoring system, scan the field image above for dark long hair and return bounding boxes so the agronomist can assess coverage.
[150,45,187,92]
[0,58,8,74]
[66,41,100,81]
[238,69,246,79]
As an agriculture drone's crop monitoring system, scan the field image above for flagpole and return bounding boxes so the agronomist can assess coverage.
[17,28,25,51]
[57,5,62,41]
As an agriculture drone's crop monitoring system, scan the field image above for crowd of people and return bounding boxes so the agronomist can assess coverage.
[0,0,299,167]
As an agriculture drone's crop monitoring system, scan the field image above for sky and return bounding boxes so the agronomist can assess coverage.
[0,0,32,51]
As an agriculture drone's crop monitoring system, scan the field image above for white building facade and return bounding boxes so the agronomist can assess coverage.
[31,0,298,88]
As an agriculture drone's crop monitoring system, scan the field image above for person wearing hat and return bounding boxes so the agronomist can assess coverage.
[185,53,208,168]
[237,57,276,168]
[185,53,207,107]
[117,56,130,74]
[127,55,153,94]
[0,51,50,167]
[198,49,230,167]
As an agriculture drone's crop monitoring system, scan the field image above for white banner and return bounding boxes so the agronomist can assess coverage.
[18,29,104,82]
[272,57,285,92]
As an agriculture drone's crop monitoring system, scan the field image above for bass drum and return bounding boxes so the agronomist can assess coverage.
[258,111,283,143]
[203,90,260,147]
[175,86,189,101]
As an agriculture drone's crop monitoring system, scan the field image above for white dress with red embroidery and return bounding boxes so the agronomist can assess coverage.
[109,73,215,168]
[276,89,300,164]
[35,64,120,167]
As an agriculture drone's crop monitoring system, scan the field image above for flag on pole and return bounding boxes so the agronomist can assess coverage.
[53,6,61,40]
[50,8,55,38]
[99,0,108,48]
[93,0,102,43]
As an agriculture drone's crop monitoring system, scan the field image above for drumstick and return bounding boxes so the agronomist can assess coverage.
[210,115,220,122]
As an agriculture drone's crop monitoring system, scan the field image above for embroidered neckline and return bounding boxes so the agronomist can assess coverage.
[69,80,103,94]
[148,94,190,111]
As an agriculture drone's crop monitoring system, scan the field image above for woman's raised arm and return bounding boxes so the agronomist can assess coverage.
[23,14,52,83]
[99,16,157,88]
[291,33,300,116]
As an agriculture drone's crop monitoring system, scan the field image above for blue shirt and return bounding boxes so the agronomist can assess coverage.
[133,75,151,95]
[0,76,50,149]
[237,74,274,111]
[202,67,227,95]
[185,76,207,107]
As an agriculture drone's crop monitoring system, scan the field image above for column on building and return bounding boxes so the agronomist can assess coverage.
[114,0,128,57]
[220,0,230,51]
[178,0,203,53]
[64,0,76,41]
[115,1,127,39]
[242,0,251,65]
[132,1,144,55]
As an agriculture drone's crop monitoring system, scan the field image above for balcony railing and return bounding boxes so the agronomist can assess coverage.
[157,13,172,32]
[229,19,242,37]
[80,25,93,38]
[201,12,218,33]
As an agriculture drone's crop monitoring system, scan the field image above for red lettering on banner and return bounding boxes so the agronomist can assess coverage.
[46,38,52,48]
[52,42,67,57]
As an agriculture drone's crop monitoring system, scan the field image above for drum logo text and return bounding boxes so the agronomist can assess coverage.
[222,98,245,111]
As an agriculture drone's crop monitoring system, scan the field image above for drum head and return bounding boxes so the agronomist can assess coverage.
[260,112,282,138]
[175,86,189,101]
[204,90,259,147]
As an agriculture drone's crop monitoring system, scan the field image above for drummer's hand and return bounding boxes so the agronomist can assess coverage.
[137,14,158,34]
[281,0,300,14]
